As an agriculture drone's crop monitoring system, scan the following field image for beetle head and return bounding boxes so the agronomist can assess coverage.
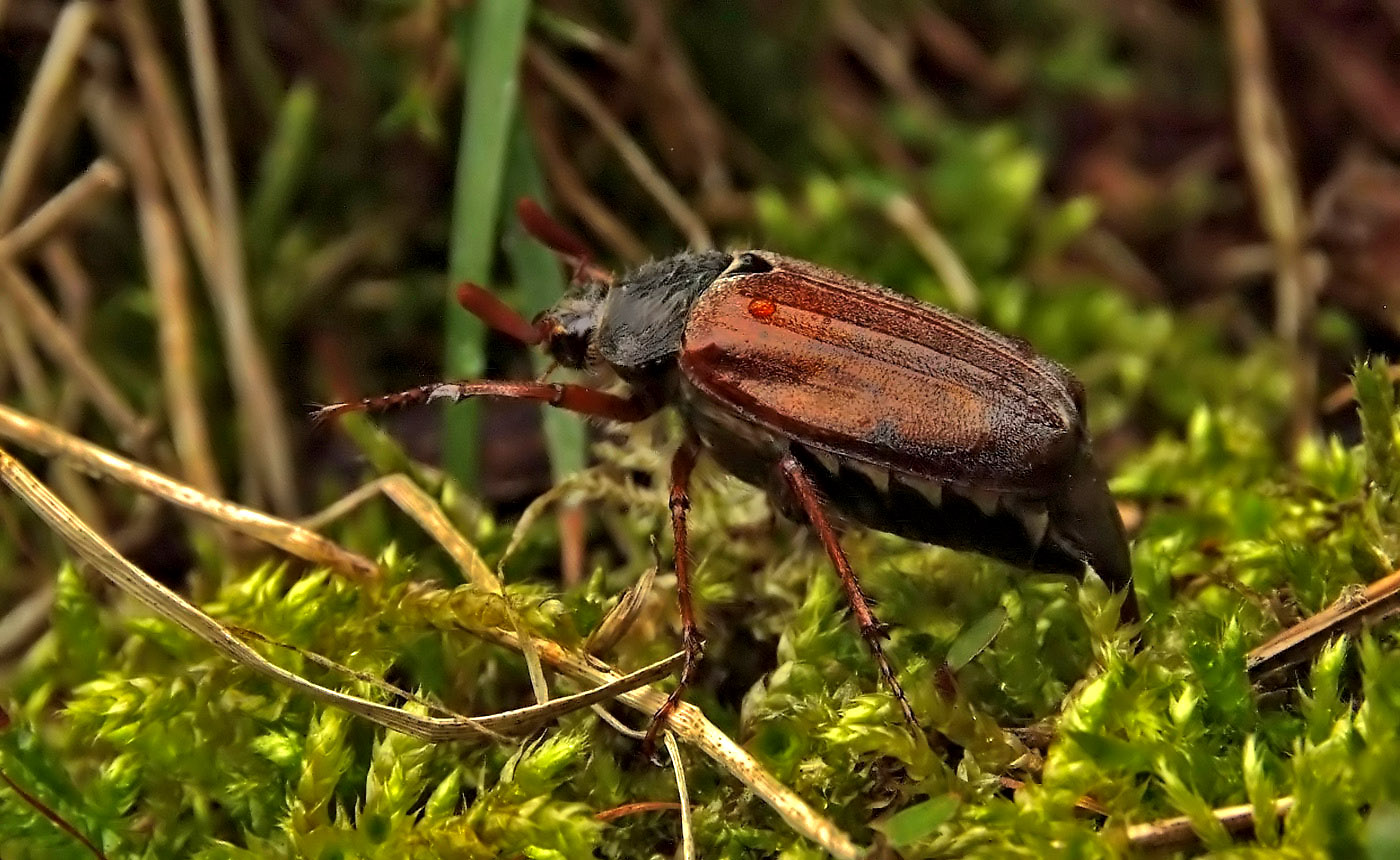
[538,280,607,369]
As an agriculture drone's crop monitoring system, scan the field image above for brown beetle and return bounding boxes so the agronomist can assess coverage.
[316,201,1136,748]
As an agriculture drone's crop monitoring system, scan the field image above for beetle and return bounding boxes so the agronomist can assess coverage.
[315,200,1136,749]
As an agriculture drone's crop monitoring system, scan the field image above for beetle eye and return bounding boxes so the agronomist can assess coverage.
[727,252,773,276]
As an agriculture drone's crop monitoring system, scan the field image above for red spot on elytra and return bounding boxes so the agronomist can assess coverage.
[748,298,777,319]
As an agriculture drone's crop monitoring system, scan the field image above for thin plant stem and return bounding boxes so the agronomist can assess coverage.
[0,158,124,260]
[525,41,712,249]
[0,404,373,579]
[0,1,97,230]
[883,193,980,315]
[0,262,150,448]
[1225,0,1316,443]
[663,731,695,860]
[180,0,298,513]
[113,0,218,267]
[125,109,224,497]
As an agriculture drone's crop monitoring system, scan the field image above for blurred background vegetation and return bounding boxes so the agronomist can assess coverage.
[3,0,1400,857]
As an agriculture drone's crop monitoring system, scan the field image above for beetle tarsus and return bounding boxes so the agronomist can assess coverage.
[310,384,441,423]
[869,634,920,729]
[642,628,707,759]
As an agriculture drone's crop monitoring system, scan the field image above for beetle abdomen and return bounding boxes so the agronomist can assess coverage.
[789,443,1130,586]
[790,444,1079,572]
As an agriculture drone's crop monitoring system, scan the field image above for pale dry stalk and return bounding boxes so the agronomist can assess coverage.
[884,193,981,315]
[0,158,124,260]
[0,262,149,446]
[179,0,298,513]
[0,1,96,230]
[114,0,296,511]
[523,90,650,264]
[113,0,218,265]
[1126,797,1294,852]
[0,441,681,741]
[0,403,372,578]
[1225,0,1317,440]
[526,41,713,249]
[86,87,223,498]
[0,296,52,415]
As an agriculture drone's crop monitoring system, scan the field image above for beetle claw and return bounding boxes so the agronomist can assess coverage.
[682,630,706,670]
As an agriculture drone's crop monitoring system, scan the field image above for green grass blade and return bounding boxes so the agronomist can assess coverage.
[445,0,533,485]
[502,115,586,483]
[246,81,317,275]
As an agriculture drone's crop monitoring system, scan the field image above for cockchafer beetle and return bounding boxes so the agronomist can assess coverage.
[315,199,1137,750]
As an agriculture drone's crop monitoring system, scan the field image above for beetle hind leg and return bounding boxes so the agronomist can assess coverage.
[778,454,921,731]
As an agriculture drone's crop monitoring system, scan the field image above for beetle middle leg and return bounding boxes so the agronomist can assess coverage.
[778,454,920,730]
[642,436,704,755]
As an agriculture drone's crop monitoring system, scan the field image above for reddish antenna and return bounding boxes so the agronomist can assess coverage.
[456,281,545,345]
[516,197,592,261]
[516,198,615,286]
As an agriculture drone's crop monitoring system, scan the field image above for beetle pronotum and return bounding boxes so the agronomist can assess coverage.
[316,200,1137,750]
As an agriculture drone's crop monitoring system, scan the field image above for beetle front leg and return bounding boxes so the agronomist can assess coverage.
[312,380,659,424]
[642,437,704,756]
[778,454,921,730]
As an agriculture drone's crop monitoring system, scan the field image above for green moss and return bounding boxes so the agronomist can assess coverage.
[5,360,1400,856]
